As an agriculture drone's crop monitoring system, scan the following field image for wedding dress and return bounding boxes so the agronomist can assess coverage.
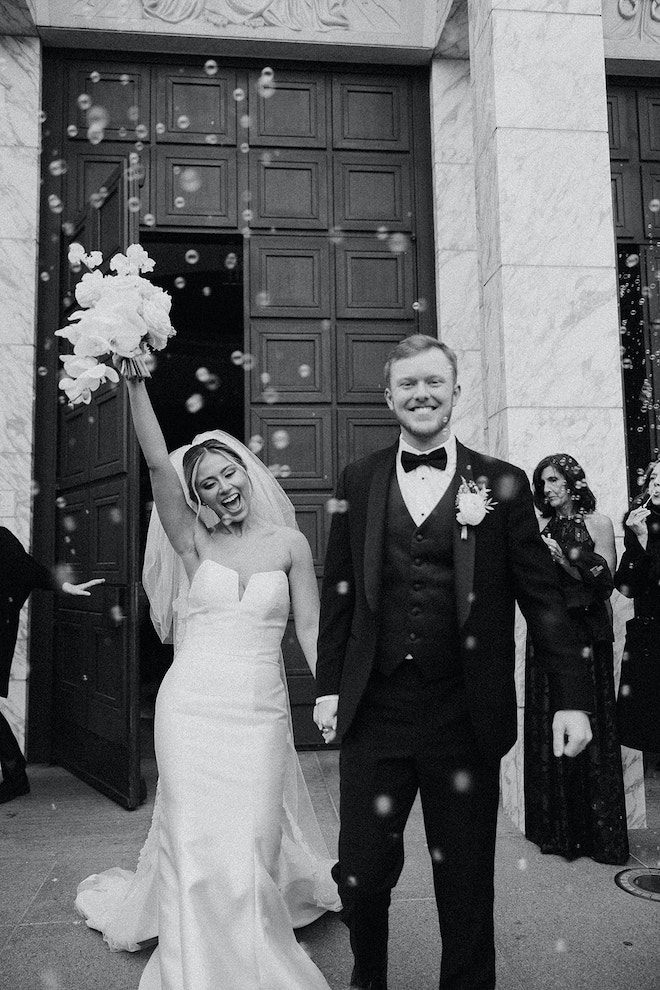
[76,557,339,989]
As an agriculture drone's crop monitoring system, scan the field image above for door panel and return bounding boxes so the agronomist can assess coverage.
[156,69,237,145]
[249,237,331,317]
[66,63,150,143]
[248,71,327,147]
[333,153,412,230]
[337,409,401,470]
[250,407,333,490]
[336,324,410,402]
[249,150,328,228]
[249,321,331,402]
[156,147,237,226]
[332,75,410,151]
[336,237,414,319]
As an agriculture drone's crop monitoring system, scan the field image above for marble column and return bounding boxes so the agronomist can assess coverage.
[0,34,42,756]
[430,56,485,450]
[467,0,645,828]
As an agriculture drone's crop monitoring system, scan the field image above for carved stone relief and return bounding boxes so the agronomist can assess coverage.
[140,0,400,31]
[603,0,660,42]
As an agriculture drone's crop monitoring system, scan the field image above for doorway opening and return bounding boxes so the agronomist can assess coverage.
[136,233,245,759]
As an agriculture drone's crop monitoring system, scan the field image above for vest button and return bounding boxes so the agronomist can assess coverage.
[415,533,424,542]
[409,632,417,642]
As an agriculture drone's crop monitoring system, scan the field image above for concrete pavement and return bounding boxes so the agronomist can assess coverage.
[1,752,658,990]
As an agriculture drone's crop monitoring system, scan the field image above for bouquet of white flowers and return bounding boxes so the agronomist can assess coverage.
[56,243,175,406]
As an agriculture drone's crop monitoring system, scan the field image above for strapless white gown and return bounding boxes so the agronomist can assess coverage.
[75,560,339,990]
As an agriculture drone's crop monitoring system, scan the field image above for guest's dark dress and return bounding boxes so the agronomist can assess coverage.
[524,514,629,864]
[615,503,660,752]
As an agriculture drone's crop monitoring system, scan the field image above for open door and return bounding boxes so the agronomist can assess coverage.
[53,164,143,809]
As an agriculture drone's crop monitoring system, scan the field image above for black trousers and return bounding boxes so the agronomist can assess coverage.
[336,664,500,990]
[0,706,27,782]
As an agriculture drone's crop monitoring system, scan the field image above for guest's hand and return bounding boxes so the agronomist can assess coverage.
[541,535,565,564]
[626,504,650,548]
[313,697,338,744]
[61,578,106,596]
[552,710,592,757]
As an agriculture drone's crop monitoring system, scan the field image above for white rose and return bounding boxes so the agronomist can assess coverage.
[142,297,175,350]
[75,269,105,308]
[60,354,98,378]
[456,493,488,527]
[109,252,131,276]
[83,250,103,269]
[68,242,86,266]
[126,243,155,273]
[59,363,119,406]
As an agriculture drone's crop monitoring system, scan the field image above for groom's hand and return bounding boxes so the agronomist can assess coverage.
[313,697,338,744]
[552,710,592,758]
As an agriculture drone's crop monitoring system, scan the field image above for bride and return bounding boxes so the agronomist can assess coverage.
[75,374,340,989]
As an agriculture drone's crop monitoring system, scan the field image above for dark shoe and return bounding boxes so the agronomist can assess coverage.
[0,775,30,804]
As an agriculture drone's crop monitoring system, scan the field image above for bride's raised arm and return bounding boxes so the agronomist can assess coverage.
[124,378,197,561]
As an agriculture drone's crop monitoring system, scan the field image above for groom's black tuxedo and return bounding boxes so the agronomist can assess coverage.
[317,439,592,753]
[316,439,592,990]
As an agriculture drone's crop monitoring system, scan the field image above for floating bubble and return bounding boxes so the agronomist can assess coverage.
[202,285,212,296]
[174,196,186,209]
[240,114,251,129]
[196,367,211,382]
[180,167,202,193]
[257,79,276,99]
[39,273,50,283]
[298,364,311,379]
[626,254,640,268]
[650,199,660,213]
[87,104,110,128]
[48,159,68,176]
[156,121,166,135]
[248,434,264,454]
[242,353,256,371]
[143,213,156,227]
[39,109,47,123]
[185,393,204,413]
[205,133,218,145]
[127,196,141,213]
[376,225,389,240]
[412,299,428,313]
[174,276,186,289]
[388,232,410,253]
[90,70,101,84]
[55,496,67,509]
[231,350,244,366]
[205,374,220,391]
[242,209,253,222]
[430,847,444,863]
[135,123,148,140]
[62,516,77,533]
[517,857,528,871]
[240,142,250,154]
[223,252,238,272]
[374,794,393,816]
[260,372,271,385]
[452,770,473,793]
[177,115,190,130]
[555,940,568,954]
[328,226,344,245]
[464,635,477,650]
[272,429,289,450]
[77,93,92,111]
[185,249,200,265]
[66,124,78,137]
[326,498,349,515]
[262,386,279,404]
[255,290,270,308]
[204,59,218,76]
[144,353,158,373]
[233,88,245,102]
[260,66,275,81]
[120,73,130,86]
[279,465,292,479]
[48,194,64,214]
[109,507,123,525]
[336,580,350,595]
[118,126,127,138]
[241,227,251,238]
[110,605,125,625]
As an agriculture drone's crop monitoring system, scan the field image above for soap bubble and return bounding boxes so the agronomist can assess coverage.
[87,105,109,128]
[177,115,190,130]
[156,121,166,135]
[224,252,238,270]
[336,580,350,595]
[231,350,244,366]
[174,196,185,209]
[202,286,211,297]
[272,429,289,450]
[87,126,105,146]
[185,249,200,265]
[66,124,78,137]
[298,364,311,379]
[185,393,204,413]
[240,142,250,154]
[239,114,251,129]
[260,67,274,81]
[376,225,389,240]
[120,73,130,86]
[262,386,279,404]
[77,93,92,111]
[233,88,245,102]
[180,167,202,192]
[127,196,141,213]
[48,195,64,214]
[205,133,218,145]
[143,213,156,227]
[204,59,218,76]
[388,232,410,253]
[48,159,68,176]
[89,71,101,84]
[626,254,639,268]
[248,435,264,453]
[241,353,256,371]
[174,276,186,289]
[650,199,660,213]
[255,290,270,308]
[374,794,393,816]
[279,465,292,479]
[55,496,67,509]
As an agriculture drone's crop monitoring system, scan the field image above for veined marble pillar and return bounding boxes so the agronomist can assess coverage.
[467,0,644,828]
[430,57,486,450]
[0,35,42,756]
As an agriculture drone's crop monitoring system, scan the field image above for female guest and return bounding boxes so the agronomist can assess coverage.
[525,453,629,864]
[76,372,339,990]
[614,460,660,755]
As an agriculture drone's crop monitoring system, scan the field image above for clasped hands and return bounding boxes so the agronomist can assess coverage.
[552,709,592,757]
[313,697,338,745]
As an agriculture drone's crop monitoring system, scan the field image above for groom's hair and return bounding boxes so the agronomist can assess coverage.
[384,334,458,386]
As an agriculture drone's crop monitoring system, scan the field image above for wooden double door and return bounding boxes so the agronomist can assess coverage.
[36,53,435,806]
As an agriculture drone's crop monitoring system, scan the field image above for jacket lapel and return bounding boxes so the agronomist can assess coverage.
[453,441,476,628]
[364,443,398,614]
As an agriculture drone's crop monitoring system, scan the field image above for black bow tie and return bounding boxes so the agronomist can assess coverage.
[401,448,448,473]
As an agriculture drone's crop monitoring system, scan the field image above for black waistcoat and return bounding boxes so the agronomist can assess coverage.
[376,474,461,682]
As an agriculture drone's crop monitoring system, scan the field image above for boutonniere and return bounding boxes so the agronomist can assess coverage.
[455,477,497,540]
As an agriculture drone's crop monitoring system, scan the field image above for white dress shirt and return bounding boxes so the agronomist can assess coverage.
[315,433,457,706]
[396,433,457,526]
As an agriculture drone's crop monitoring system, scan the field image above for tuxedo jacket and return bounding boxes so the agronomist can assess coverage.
[316,441,593,762]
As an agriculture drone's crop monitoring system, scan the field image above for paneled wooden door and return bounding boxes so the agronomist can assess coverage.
[53,165,143,809]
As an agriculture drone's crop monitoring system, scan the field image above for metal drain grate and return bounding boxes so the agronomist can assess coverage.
[615,868,660,902]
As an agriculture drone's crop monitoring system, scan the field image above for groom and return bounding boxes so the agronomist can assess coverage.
[314,334,592,990]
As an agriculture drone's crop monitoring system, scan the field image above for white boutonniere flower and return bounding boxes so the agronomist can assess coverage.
[55,243,176,405]
[455,477,497,540]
